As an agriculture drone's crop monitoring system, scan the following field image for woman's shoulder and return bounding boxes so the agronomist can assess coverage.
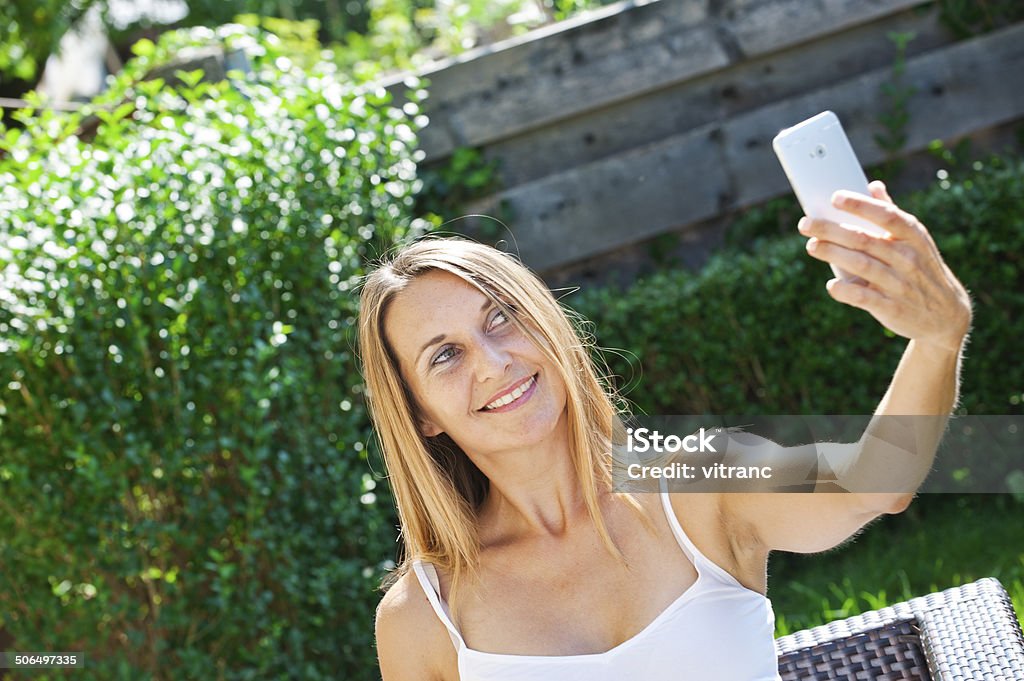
[376,567,456,681]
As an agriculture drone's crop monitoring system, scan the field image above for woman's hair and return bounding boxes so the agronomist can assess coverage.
[358,235,641,602]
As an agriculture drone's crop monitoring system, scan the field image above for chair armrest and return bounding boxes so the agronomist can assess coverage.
[775,577,1024,680]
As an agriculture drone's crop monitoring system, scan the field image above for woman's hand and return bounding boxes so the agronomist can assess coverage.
[798,181,973,353]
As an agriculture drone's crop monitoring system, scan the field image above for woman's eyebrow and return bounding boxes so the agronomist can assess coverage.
[416,298,495,363]
[418,333,446,361]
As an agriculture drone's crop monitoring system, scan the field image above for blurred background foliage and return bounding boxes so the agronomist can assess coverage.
[0,22,427,680]
[0,0,622,111]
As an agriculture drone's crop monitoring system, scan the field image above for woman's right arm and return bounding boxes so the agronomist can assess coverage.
[375,572,453,681]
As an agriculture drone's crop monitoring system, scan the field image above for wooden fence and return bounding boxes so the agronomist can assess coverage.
[384,0,1024,279]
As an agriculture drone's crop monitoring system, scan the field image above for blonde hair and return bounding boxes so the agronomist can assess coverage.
[358,236,643,607]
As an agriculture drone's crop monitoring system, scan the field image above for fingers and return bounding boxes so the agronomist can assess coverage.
[798,216,912,271]
[825,277,894,313]
[804,235,906,293]
[820,184,946,277]
[830,189,922,241]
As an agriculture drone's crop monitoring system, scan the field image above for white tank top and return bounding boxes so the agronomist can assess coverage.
[412,490,783,680]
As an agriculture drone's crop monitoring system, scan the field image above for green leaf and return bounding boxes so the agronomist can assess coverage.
[174,69,205,88]
[131,38,156,57]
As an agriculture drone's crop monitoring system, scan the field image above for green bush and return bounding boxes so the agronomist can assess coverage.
[573,153,1024,417]
[0,24,425,680]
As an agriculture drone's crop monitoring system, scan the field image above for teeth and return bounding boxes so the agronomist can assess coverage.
[483,375,535,411]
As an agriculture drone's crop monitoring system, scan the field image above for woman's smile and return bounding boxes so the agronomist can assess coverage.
[479,373,539,413]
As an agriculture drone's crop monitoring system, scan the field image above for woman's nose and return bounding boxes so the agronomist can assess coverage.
[474,338,512,382]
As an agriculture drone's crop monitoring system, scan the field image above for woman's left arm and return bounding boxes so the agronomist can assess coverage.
[723,181,973,555]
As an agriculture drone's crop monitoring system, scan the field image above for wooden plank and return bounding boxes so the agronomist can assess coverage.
[448,25,727,151]
[481,5,950,188]
[725,0,925,57]
[390,0,925,162]
[471,23,1024,271]
[473,125,729,269]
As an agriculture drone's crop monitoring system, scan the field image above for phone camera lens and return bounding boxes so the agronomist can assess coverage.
[813,144,827,158]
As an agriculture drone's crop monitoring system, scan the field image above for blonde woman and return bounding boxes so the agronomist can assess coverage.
[363,182,971,680]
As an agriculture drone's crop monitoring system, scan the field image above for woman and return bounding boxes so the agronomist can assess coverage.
[363,182,972,680]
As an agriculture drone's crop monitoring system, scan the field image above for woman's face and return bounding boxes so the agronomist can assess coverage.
[384,269,568,458]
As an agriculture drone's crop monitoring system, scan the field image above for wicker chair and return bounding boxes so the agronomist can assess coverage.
[774,578,1024,680]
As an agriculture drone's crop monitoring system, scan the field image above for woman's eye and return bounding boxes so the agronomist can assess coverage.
[489,309,510,330]
[432,346,458,366]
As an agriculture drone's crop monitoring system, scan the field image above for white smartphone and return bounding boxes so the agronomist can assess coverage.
[772,110,887,280]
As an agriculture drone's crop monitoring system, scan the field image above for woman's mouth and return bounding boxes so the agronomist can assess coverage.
[480,374,538,413]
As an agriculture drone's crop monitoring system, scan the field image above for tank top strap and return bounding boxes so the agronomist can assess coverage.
[657,482,745,587]
[411,560,466,651]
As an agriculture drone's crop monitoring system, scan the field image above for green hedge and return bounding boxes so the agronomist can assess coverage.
[573,154,1024,418]
[0,25,421,680]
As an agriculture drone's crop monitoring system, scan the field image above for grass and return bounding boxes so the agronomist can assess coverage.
[769,493,1024,637]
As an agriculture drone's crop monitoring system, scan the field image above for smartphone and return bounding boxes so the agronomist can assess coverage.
[772,110,887,280]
